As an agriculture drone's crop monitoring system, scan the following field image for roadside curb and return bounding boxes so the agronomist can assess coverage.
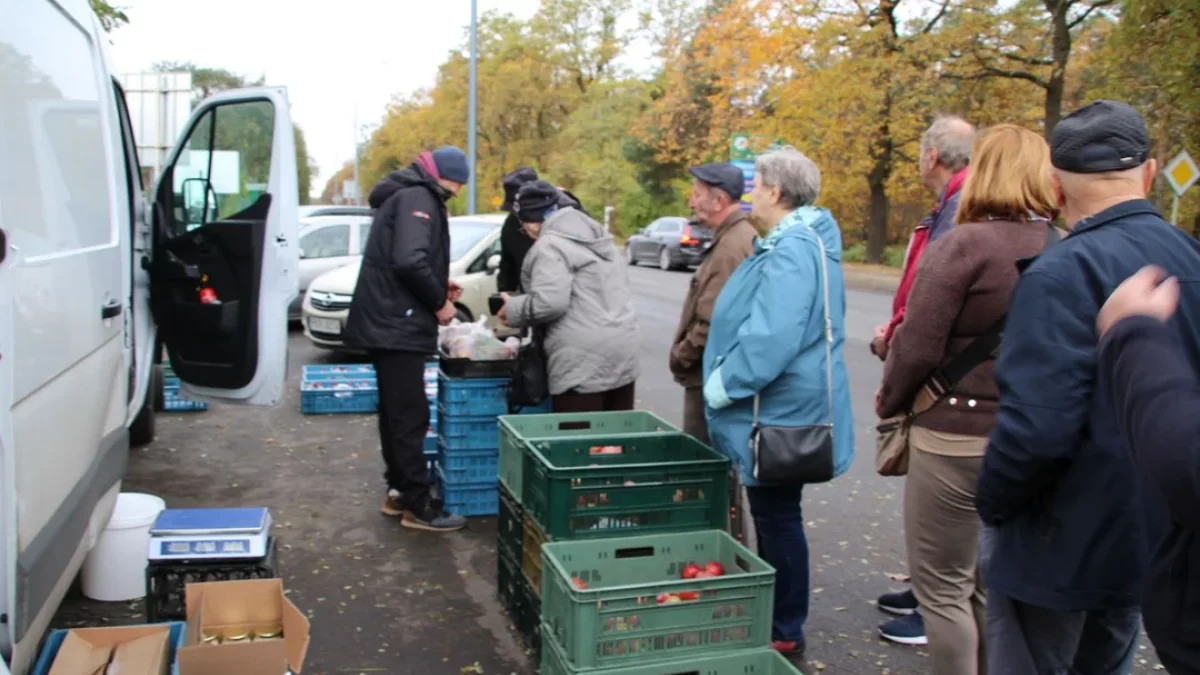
[843,263,900,293]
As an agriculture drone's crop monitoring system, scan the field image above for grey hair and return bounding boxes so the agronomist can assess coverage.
[755,147,821,208]
[921,115,976,171]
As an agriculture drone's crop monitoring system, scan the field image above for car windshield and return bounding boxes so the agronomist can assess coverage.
[450,219,498,262]
[688,224,713,238]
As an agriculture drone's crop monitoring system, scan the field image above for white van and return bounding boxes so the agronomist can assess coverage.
[0,1,297,672]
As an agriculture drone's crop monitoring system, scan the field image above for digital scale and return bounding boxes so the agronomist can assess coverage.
[148,507,272,562]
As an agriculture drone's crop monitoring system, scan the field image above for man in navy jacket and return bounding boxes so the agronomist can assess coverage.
[1097,267,1200,673]
[976,100,1200,673]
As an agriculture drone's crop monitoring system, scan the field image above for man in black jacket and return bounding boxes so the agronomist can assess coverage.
[345,146,469,532]
[498,167,538,293]
[1097,266,1200,674]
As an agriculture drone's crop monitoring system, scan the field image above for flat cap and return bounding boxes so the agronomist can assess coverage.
[689,162,745,202]
[1051,100,1151,174]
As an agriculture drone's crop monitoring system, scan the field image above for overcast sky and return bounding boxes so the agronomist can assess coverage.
[109,0,543,197]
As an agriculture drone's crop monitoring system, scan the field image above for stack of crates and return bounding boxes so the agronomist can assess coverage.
[161,365,208,412]
[435,374,510,516]
[302,362,439,467]
[495,410,782,673]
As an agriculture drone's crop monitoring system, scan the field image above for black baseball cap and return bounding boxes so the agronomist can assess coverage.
[1051,100,1151,174]
[689,162,744,202]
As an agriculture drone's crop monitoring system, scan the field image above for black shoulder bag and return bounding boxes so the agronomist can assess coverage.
[509,326,550,412]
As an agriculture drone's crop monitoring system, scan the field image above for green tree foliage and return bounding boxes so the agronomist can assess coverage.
[90,0,128,32]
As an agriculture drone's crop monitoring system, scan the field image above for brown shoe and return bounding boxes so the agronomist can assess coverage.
[381,489,404,517]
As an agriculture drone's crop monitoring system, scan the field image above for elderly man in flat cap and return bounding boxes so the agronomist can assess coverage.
[668,162,757,546]
[976,101,1200,673]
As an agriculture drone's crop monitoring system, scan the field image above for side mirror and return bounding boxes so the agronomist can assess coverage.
[486,253,501,273]
[181,177,218,229]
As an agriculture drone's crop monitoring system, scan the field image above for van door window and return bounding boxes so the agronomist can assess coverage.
[168,100,275,233]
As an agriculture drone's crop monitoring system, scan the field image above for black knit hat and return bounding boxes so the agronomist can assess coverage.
[1051,101,1151,174]
[515,181,561,223]
[502,167,539,211]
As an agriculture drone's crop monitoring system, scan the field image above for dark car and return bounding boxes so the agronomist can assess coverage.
[625,217,714,271]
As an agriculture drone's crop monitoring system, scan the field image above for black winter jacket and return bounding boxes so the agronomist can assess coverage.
[1099,315,1200,674]
[345,162,451,354]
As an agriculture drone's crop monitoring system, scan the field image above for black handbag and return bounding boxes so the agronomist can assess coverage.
[751,226,836,485]
[508,329,550,412]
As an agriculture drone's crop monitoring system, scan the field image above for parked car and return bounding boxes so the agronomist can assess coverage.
[302,214,506,350]
[297,205,370,219]
[290,212,374,320]
[624,216,714,270]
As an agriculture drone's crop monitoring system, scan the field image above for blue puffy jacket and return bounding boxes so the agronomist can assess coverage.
[702,206,855,487]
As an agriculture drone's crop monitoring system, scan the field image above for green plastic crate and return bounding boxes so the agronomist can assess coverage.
[541,640,803,675]
[522,433,729,540]
[521,510,549,597]
[499,484,523,562]
[541,530,774,669]
[498,411,680,498]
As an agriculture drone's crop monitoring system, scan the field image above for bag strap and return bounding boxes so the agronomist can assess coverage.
[923,223,1061,401]
[753,226,834,426]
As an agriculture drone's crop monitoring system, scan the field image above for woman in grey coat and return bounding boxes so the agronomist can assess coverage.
[499,181,641,412]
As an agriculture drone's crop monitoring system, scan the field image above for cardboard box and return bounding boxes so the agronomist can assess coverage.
[45,624,170,675]
[177,579,309,675]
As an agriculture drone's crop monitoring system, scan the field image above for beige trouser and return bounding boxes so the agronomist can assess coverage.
[905,427,987,675]
[683,387,757,551]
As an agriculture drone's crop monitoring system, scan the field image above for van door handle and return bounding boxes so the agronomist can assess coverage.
[101,300,122,320]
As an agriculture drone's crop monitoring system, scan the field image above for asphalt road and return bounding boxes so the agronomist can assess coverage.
[52,264,1167,675]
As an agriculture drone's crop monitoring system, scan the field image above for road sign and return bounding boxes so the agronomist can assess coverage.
[1166,150,1198,197]
[730,133,753,161]
[729,134,787,211]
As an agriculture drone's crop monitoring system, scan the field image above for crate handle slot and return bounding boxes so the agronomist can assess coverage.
[559,421,593,430]
[613,546,654,559]
[735,555,752,573]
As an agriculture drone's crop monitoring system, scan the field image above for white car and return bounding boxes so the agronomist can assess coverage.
[289,209,373,320]
[0,0,298,670]
[302,214,507,350]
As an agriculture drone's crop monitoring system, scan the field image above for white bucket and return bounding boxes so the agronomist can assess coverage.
[82,492,166,602]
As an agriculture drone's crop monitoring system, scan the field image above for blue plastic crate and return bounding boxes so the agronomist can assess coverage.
[301,379,378,414]
[437,405,501,450]
[512,397,554,415]
[424,431,439,453]
[435,466,499,516]
[303,364,375,380]
[33,622,187,675]
[163,396,209,412]
[438,446,500,484]
[438,375,510,417]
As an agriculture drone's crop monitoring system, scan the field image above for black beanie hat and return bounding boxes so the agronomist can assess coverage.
[502,167,539,211]
[515,181,561,223]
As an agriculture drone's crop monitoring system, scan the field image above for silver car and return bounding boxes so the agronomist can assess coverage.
[290,206,373,320]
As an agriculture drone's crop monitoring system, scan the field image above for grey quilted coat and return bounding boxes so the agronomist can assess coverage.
[505,207,640,395]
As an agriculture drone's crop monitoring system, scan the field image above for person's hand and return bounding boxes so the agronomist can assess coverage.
[436,300,457,326]
[447,279,463,303]
[870,325,889,360]
[1097,265,1180,337]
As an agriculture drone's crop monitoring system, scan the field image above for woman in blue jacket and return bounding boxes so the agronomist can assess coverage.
[703,148,855,657]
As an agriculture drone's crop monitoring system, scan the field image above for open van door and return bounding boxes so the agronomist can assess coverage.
[149,88,298,405]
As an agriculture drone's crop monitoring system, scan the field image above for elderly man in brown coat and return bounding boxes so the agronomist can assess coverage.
[669,162,757,545]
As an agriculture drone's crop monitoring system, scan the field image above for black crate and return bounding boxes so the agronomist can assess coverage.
[144,537,279,622]
[498,485,522,562]
[438,351,517,379]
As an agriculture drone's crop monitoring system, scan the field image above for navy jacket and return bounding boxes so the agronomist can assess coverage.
[977,199,1200,612]
[1099,316,1200,672]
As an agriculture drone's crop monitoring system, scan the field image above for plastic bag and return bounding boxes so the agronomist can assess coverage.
[438,316,518,360]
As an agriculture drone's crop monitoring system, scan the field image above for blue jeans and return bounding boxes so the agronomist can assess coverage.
[746,484,809,644]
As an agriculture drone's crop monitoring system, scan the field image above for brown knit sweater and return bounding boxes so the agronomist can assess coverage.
[876,219,1053,437]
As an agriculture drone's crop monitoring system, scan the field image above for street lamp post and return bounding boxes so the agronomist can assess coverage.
[467,0,478,214]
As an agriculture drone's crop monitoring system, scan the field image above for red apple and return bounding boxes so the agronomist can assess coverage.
[681,563,702,580]
[656,593,671,605]
[693,571,712,579]
[677,591,700,601]
[572,577,589,590]
[705,561,725,577]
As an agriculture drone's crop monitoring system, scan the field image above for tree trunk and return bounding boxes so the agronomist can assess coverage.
[1043,0,1072,138]
[866,160,890,264]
